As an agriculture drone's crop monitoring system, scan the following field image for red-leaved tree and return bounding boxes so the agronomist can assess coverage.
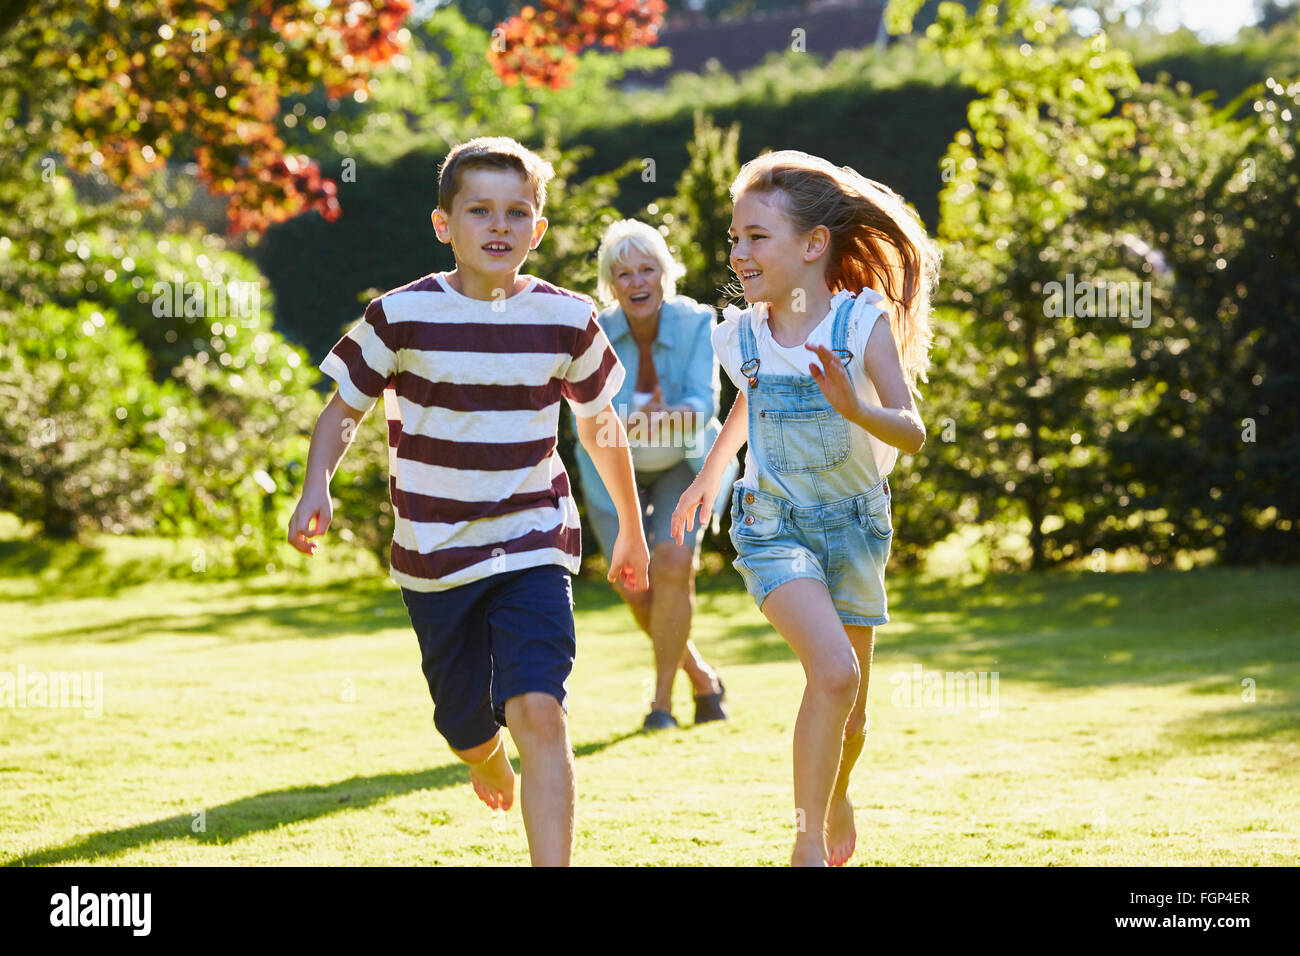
[2,0,413,234]
[0,0,665,235]
[487,0,666,90]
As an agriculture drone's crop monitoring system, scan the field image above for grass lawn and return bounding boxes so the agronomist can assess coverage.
[1,534,1297,866]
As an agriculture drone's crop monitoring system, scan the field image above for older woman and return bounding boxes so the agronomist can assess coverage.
[574,220,738,731]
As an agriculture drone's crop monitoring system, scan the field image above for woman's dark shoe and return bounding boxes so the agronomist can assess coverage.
[693,679,728,725]
[642,709,679,731]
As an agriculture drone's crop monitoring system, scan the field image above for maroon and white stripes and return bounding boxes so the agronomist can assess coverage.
[321,272,624,591]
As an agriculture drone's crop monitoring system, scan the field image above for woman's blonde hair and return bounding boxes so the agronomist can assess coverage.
[730,149,941,394]
[595,219,688,310]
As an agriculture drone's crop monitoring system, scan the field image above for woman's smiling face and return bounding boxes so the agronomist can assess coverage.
[610,250,665,324]
[729,189,804,304]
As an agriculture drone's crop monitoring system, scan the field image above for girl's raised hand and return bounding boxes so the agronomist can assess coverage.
[806,342,862,422]
[671,472,718,546]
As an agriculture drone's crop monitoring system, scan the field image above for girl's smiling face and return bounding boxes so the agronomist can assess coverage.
[432,167,547,277]
[728,189,804,304]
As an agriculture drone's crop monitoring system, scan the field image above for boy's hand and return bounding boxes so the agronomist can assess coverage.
[287,484,333,556]
[671,470,722,546]
[806,342,863,422]
[608,530,649,592]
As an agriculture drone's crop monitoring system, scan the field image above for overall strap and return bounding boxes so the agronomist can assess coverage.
[739,312,759,365]
[831,292,855,355]
[737,312,761,388]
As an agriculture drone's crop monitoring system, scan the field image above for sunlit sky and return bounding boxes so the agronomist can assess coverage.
[1071,0,1272,43]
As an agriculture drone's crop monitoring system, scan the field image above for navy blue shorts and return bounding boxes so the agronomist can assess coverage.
[400,565,577,752]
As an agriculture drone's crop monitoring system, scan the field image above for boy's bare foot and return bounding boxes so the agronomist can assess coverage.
[826,794,856,866]
[468,739,516,811]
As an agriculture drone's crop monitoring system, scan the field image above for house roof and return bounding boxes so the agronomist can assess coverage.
[632,0,886,86]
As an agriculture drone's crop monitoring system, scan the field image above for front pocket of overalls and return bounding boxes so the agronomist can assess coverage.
[860,499,893,539]
[730,498,783,542]
[762,407,850,474]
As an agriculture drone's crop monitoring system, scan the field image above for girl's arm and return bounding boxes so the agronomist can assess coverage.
[702,388,749,475]
[670,389,748,543]
[807,318,925,454]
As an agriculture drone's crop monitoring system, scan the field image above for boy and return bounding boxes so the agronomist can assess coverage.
[286,137,650,866]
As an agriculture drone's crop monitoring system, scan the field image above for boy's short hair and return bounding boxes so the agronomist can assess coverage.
[437,137,556,215]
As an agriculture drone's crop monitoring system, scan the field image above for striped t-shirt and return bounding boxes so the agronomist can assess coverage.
[320,271,625,592]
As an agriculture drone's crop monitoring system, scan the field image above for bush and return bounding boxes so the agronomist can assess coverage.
[0,302,170,539]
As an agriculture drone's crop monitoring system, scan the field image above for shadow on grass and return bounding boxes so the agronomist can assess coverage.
[0,533,386,604]
[0,538,169,601]
[667,567,1300,707]
[28,577,404,645]
[4,728,641,866]
[882,567,1300,692]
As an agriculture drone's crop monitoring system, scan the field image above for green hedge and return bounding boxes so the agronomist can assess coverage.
[253,78,973,360]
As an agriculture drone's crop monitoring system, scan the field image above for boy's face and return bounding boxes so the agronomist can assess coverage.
[432,167,547,279]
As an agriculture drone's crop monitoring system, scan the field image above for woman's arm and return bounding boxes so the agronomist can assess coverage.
[574,403,650,590]
[669,306,720,432]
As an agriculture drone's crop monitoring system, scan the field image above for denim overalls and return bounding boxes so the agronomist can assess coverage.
[728,294,894,626]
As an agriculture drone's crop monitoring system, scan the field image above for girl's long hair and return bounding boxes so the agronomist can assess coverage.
[730,150,941,395]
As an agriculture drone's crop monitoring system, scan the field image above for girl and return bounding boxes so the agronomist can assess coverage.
[671,150,939,867]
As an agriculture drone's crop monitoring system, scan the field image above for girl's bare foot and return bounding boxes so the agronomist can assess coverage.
[468,738,516,811]
[791,837,829,867]
[826,794,857,866]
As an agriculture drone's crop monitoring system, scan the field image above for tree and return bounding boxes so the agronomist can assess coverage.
[488,0,667,89]
[887,0,1142,570]
[1094,79,1300,564]
[651,110,742,313]
[1,1,661,236]
[1,1,415,235]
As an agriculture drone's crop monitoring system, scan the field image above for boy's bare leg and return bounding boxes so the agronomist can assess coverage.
[504,691,575,866]
[827,624,875,866]
[454,731,516,811]
[758,579,860,867]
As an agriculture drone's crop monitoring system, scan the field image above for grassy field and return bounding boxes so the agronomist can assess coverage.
[1,527,1297,866]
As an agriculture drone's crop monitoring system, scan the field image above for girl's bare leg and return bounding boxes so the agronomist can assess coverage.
[757,578,860,867]
[827,624,875,866]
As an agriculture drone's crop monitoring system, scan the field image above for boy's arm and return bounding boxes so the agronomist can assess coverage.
[287,391,369,555]
[574,402,649,591]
